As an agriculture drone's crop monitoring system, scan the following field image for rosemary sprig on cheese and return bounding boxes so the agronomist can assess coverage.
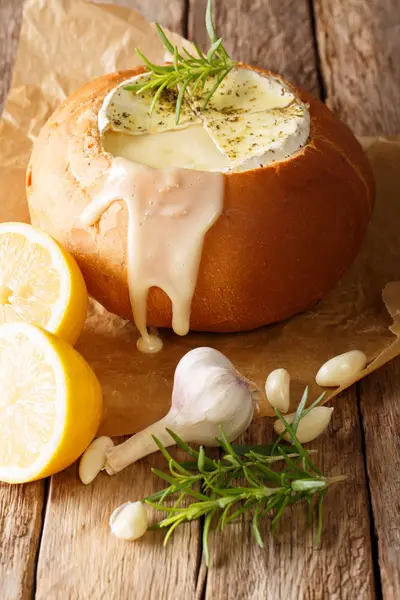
[125,0,235,124]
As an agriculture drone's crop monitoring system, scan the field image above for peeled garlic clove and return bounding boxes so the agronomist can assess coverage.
[79,436,114,484]
[265,368,290,413]
[274,406,334,443]
[316,350,367,387]
[109,501,148,540]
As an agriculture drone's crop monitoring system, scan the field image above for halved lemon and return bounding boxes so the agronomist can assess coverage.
[0,222,87,345]
[0,322,102,483]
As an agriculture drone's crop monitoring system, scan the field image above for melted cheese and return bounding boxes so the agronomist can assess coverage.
[103,124,232,171]
[80,158,224,352]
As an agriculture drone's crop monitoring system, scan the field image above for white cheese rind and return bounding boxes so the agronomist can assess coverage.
[99,67,310,172]
[99,74,200,136]
[203,102,310,171]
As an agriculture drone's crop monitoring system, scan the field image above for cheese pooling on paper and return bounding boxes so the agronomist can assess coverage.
[81,67,310,352]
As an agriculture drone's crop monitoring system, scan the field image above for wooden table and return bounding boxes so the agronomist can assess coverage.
[0,1,399,598]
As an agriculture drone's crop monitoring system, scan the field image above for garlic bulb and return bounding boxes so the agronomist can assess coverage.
[109,501,148,540]
[274,406,334,443]
[79,436,114,484]
[316,350,367,387]
[105,347,256,475]
[265,368,290,413]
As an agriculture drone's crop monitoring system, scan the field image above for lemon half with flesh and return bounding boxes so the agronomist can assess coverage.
[0,222,87,345]
[0,322,102,483]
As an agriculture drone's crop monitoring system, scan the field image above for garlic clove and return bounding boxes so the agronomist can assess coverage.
[274,406,334,443]
[109,501,148,540]
[79,436,114,484]
[265,368,290,413]
[316,350,367,387]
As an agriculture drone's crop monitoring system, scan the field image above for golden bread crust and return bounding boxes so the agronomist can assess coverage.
[27,66,374,332]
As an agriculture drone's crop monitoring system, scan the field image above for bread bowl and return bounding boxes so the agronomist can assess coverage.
[27,62,374,352]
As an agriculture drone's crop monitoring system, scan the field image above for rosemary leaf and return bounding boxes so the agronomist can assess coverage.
[135,49,170,75]
[163,515,186,546]
[201,65,233,111]
[292,386,309,433]
[252,505,264,548]
[206,0,219,46]
[175,77,192,124]
[207,38,224,63]
[271,494,291,530]
[155,22,175,54]
[301,391,327,419]
[193,42,207,61]
[203,508,217,567]
[149,80,169,114]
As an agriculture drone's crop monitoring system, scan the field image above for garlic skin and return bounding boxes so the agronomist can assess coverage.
[169,347,254,444]
[274,406,334,443]
[265,368,290,413]
[109,501,148,540]
[316,350,367,387]
[105,347,255,475]
[79,436,114,484]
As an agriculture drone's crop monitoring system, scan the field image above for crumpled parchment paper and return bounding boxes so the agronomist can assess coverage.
[0,0,399,435]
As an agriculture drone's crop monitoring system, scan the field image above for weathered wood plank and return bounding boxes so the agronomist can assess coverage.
[115,0,186,31]
[0,481,46,600]
[0,3,46,600]
[358,358,400,600]
[188,0,321,96]
[313,2,400,596]
[202,392,376,600]
[313,0,400,135]
[35,447,201,600]
[0,0,23,114]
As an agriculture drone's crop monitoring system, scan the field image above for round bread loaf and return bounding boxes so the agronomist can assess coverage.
[27,66,374,333]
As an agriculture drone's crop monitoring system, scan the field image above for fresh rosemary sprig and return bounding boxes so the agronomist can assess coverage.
[125,0,235,124]
[143,389,345,566]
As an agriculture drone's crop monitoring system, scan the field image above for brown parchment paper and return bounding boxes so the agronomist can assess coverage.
[0,0,399,436]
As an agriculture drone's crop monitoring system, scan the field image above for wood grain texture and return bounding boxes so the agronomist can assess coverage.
[202,392,376,600]
[0,481,46,600]
[110,0,186,31]
[188,0,321,96]
[313,0,400,135]
[358,358,400,600]
[0,3,45,600]
[0,0,23,113]
[35,446,202,600]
